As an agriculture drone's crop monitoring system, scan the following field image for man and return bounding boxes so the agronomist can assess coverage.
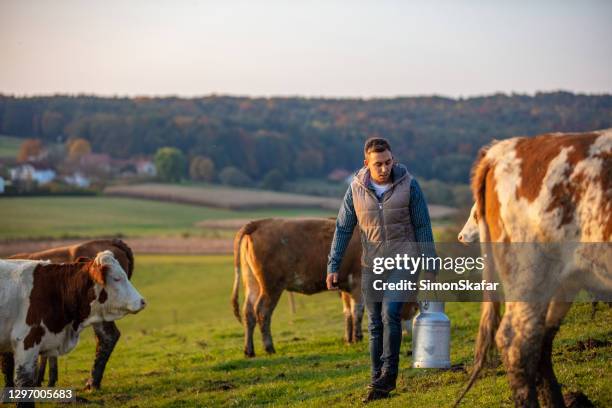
[327,137,436,402]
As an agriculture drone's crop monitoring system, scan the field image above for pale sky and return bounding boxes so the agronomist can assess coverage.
[1,0,611,98]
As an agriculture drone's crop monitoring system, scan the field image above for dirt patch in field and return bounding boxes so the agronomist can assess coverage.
[567,338,611,352]
[203,380,236,391]
[564,391,595,407]
[0,236,233,256]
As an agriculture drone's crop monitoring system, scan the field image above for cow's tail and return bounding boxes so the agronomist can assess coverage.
[474,301,501,365]
[454,143,499,408]
[454,301,501,407]
[111,239,135,278]
[231,220,261,324]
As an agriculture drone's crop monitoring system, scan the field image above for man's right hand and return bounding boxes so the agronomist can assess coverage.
[326,273,339,290]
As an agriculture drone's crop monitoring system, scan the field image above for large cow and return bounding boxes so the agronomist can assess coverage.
[231,218,364,357]
[456,129,611,407]
[0,251,145,397]
[457,203,607,376]
[2,239,135,390]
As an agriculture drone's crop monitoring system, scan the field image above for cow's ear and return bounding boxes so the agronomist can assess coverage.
[89,263,108,286]
[76,256,91,263]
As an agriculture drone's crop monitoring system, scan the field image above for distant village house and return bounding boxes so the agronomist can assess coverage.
[9,163,56,185]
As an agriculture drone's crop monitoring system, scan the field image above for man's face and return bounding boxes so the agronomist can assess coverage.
[364,149,393,184]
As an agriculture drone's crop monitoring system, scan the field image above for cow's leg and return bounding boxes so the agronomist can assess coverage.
[244,301,257,358]
[46,357,57,387]
[85,321,121,390]
[536,301,573,408]
[496,302,547,408]
[35,355,46,386]
[255,291,282,354]
[1,352,15,387]
[341,291,354,343]
[350,285,364,343]
[13,346,39,408]
[242,279,259,358]
[351,297,365,343]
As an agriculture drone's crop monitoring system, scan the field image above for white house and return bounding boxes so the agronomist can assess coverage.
[64,172,90,188]
[135,159,157,176]
[10,164,56,185]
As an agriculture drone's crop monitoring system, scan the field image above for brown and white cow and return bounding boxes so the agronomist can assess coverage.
[0,251,145,394]
[457,202,607,377]
[2,239,134,390]
[231,218,365,357]
[456,129,612,407]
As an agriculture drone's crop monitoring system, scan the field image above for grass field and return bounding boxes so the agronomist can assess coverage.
[4,254,609,407]
[0,135,21,159]
[0,197,335,240]
[0,197,457,243]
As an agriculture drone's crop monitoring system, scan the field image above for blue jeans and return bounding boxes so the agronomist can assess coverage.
[365,300,404,382]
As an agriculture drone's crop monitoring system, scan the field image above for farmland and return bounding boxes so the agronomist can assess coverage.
[0,195,455,251]
[104,183,343,211]
[1,254,608,407]
[104,183,459,218]
[0,196,335,241]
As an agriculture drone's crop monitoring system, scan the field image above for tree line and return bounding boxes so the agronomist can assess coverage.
[1,92,610,186]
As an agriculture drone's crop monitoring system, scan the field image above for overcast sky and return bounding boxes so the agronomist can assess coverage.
[1,0,611,98]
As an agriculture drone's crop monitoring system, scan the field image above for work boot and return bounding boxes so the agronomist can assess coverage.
[370,370,397,393]
[367,370,382,389]
[362,388,390,403]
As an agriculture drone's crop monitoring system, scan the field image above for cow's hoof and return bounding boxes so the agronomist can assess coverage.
[244,350,256,358]
[265,347,276,354]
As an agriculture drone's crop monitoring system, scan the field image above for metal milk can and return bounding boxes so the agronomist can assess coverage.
[412,301,451,368]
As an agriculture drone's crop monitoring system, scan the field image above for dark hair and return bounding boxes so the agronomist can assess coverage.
[364,137,392,157]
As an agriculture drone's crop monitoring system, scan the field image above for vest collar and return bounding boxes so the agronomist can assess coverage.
[353,163,409,191]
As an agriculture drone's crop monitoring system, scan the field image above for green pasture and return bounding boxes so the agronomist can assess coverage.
[4,254,608,407]
[0,197,335,240]
[0,135,21,159]
[0,196,454,241]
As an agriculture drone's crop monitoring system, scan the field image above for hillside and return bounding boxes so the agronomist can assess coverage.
[1,92,610,184]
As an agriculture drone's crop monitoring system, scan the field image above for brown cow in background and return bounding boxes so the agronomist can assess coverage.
[231,218,365,357]
[1,239,134,390]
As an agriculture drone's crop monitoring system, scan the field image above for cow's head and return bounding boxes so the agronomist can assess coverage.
[458,204,480,244]
[87,250,146,321]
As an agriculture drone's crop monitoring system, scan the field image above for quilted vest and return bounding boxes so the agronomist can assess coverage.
[350,163,417,267]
